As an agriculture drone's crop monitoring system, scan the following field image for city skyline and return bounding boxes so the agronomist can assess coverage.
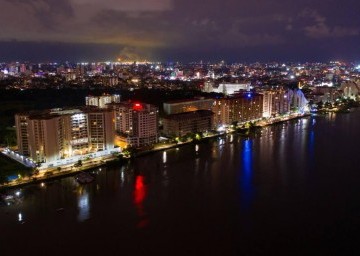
[1,0,360,62]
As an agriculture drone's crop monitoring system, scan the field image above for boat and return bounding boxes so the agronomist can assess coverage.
[75,172,95,184]
[1,194,14,201]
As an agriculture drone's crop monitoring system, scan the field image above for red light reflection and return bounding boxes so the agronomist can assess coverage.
[134,175,145,204]
[133,175,148,228]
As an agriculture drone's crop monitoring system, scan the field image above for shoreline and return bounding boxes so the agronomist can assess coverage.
[0,113,310,190]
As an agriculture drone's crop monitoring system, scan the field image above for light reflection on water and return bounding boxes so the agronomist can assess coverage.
[133,175,148,229]
[162,151,167,164]
[3,111,360,255]
[77,187,90,222]
[240,139,253,212]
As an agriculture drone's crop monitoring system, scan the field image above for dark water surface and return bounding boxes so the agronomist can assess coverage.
[1,111,360,255]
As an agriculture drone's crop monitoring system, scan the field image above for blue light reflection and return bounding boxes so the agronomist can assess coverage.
[240,139,253,212]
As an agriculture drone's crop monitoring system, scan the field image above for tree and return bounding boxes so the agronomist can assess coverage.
[0,173,8,184]
[122,146,137,158]
[231,121,238,129]
[74,160,82,167]
[32,168,39,176]
[324,102,332,109]
[317,101,324,109]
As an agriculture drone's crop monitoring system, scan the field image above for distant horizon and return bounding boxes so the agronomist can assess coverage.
[1,43,360,66]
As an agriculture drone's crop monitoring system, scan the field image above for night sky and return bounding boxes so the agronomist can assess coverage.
[1,0,360,62]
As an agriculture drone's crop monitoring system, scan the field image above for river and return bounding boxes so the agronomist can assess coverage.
[1,110,360,255]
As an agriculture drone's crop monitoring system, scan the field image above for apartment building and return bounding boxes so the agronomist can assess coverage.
[15,107,115,163]
[109,102,159,148]
[212,92,263,127]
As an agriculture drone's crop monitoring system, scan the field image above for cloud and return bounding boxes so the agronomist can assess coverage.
[0,0,174,49]
[300,8,359,38]
[1,0,360,61]
[304,24,359,38]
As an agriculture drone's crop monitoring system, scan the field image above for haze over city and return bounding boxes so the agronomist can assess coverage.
[1,0,360,62]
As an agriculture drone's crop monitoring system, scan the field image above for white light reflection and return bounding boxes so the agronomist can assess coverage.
[219,138,224,145]
[78,190,90,222]
[163,151,167,164]
[18,213,23,222]
[120,166,126,186]
[195,158,200,174]
[121,171,125,183]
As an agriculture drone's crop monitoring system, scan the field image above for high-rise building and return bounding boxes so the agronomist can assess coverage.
[271,89,290,116]
[212,92,263,127]
[87,109,114,152]
[15,107,115,164]
[20,63,27,73]
[109,102,158,148]
[26,114,64,163]
[258,88,290,117]
[15,114,31,156]
[261,91,273,118]
[86,94,121,109]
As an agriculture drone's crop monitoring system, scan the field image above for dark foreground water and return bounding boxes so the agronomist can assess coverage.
[1,111,360,256]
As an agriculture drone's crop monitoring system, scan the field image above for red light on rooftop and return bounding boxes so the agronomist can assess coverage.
[133,103,143,110]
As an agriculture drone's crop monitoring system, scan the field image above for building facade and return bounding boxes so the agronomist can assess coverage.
[258,88,291,117]
[212,92,263,127]
[162,110,214,137]
[85,94,120,109]
[163,97,214,115]
[203,83,251,95]
[217,83,251,95]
